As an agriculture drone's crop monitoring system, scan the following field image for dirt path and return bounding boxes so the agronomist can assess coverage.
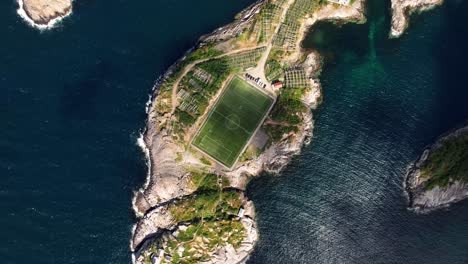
[246,0,295,93]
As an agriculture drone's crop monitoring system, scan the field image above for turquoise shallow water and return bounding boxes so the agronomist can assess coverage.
[248,0,468,263]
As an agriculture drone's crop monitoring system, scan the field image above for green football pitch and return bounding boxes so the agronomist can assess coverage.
[192,76,274,167]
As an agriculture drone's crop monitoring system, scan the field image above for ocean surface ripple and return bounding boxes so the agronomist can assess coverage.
[247,1,468,263]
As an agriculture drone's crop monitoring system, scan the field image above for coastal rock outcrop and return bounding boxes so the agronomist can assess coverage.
[17,0,72,28]
[132,194,259,264]
[390,0,443,38]
[207,217,258,264]
[131,207,176,253]
[405,124,468,212]
[133,131,193,216]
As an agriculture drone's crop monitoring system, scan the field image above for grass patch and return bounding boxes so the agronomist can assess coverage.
[154,172,244,263]
[200,156,212,166]
[263,123,299,142]
[421,132,468,189]
[192,76,274,167]
[157,219,245,264]
[169,189,241,222]
[171,172,240,222]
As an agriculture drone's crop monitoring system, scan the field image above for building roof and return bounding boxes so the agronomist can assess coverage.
[272,81,283,88]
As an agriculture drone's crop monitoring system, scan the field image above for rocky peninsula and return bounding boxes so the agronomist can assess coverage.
[405,124,468,212]
[132,0,443,263]
[390,0,444,38]
[17,0,72,29]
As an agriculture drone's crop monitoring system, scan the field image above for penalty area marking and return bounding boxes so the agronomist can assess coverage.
[199,135,233,162]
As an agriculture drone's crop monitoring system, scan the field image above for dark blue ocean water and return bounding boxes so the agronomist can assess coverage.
[0,0,253,263]
[248,0,468,264]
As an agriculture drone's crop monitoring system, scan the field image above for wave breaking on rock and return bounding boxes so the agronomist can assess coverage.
[17,0,72,30]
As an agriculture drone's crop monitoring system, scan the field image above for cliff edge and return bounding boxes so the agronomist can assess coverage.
[17,0,72,29]
[405,124,468,212]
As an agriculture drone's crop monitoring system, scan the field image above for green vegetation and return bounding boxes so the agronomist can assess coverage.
[421,132,468,190]
[271,86,306,125]
[185,45,223,62]
[153,45,224,116]
[252,0,287,43]
[265,48,286,81]
[192,76,274,167]
[263,123,299,142]
[143,172,245,264]
[188,172,220,192]
[273,0,322,48]
[170,189,242,222]
[142,0,356,261]
[170,58,231,139]
[172,47,267,141]
[176,109,196,126]
[160,219,245,264]
[264,67,310,143]
[200,156,212,166]
[170,172,241,222]
[239,146,261,162]
[162,173,243,263]
[226,47,267,71]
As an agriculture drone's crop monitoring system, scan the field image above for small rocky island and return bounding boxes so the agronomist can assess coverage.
[131,0,444,263]
[405,124,468,212]
[17,0,72,29]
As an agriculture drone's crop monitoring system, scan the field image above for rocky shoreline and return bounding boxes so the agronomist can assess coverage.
[405,124,468,213]
[390,0,444,38]
[17,0,72,29]
[131,0,444,263]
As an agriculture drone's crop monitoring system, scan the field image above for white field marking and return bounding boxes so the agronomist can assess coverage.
[210,80,275,165]
[228,81,277,169]
[213,111,251,135]
[224,114,241,130]
[191,104,217,142]
[229,81,271,113]
[191,143,234,169]
[228,89,266,115]
[191,75,275,169]
[200,135,233,162]
[193,75,269,142]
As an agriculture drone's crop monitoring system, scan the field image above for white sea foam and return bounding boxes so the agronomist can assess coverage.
[132,133,152,218]
[144,94,152,114]
[145,74,165,114]
[136,133,151,190]
[16,0,73,30]
[129,223,138,260]
[129,44,199,259]
[130,134,151,260]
